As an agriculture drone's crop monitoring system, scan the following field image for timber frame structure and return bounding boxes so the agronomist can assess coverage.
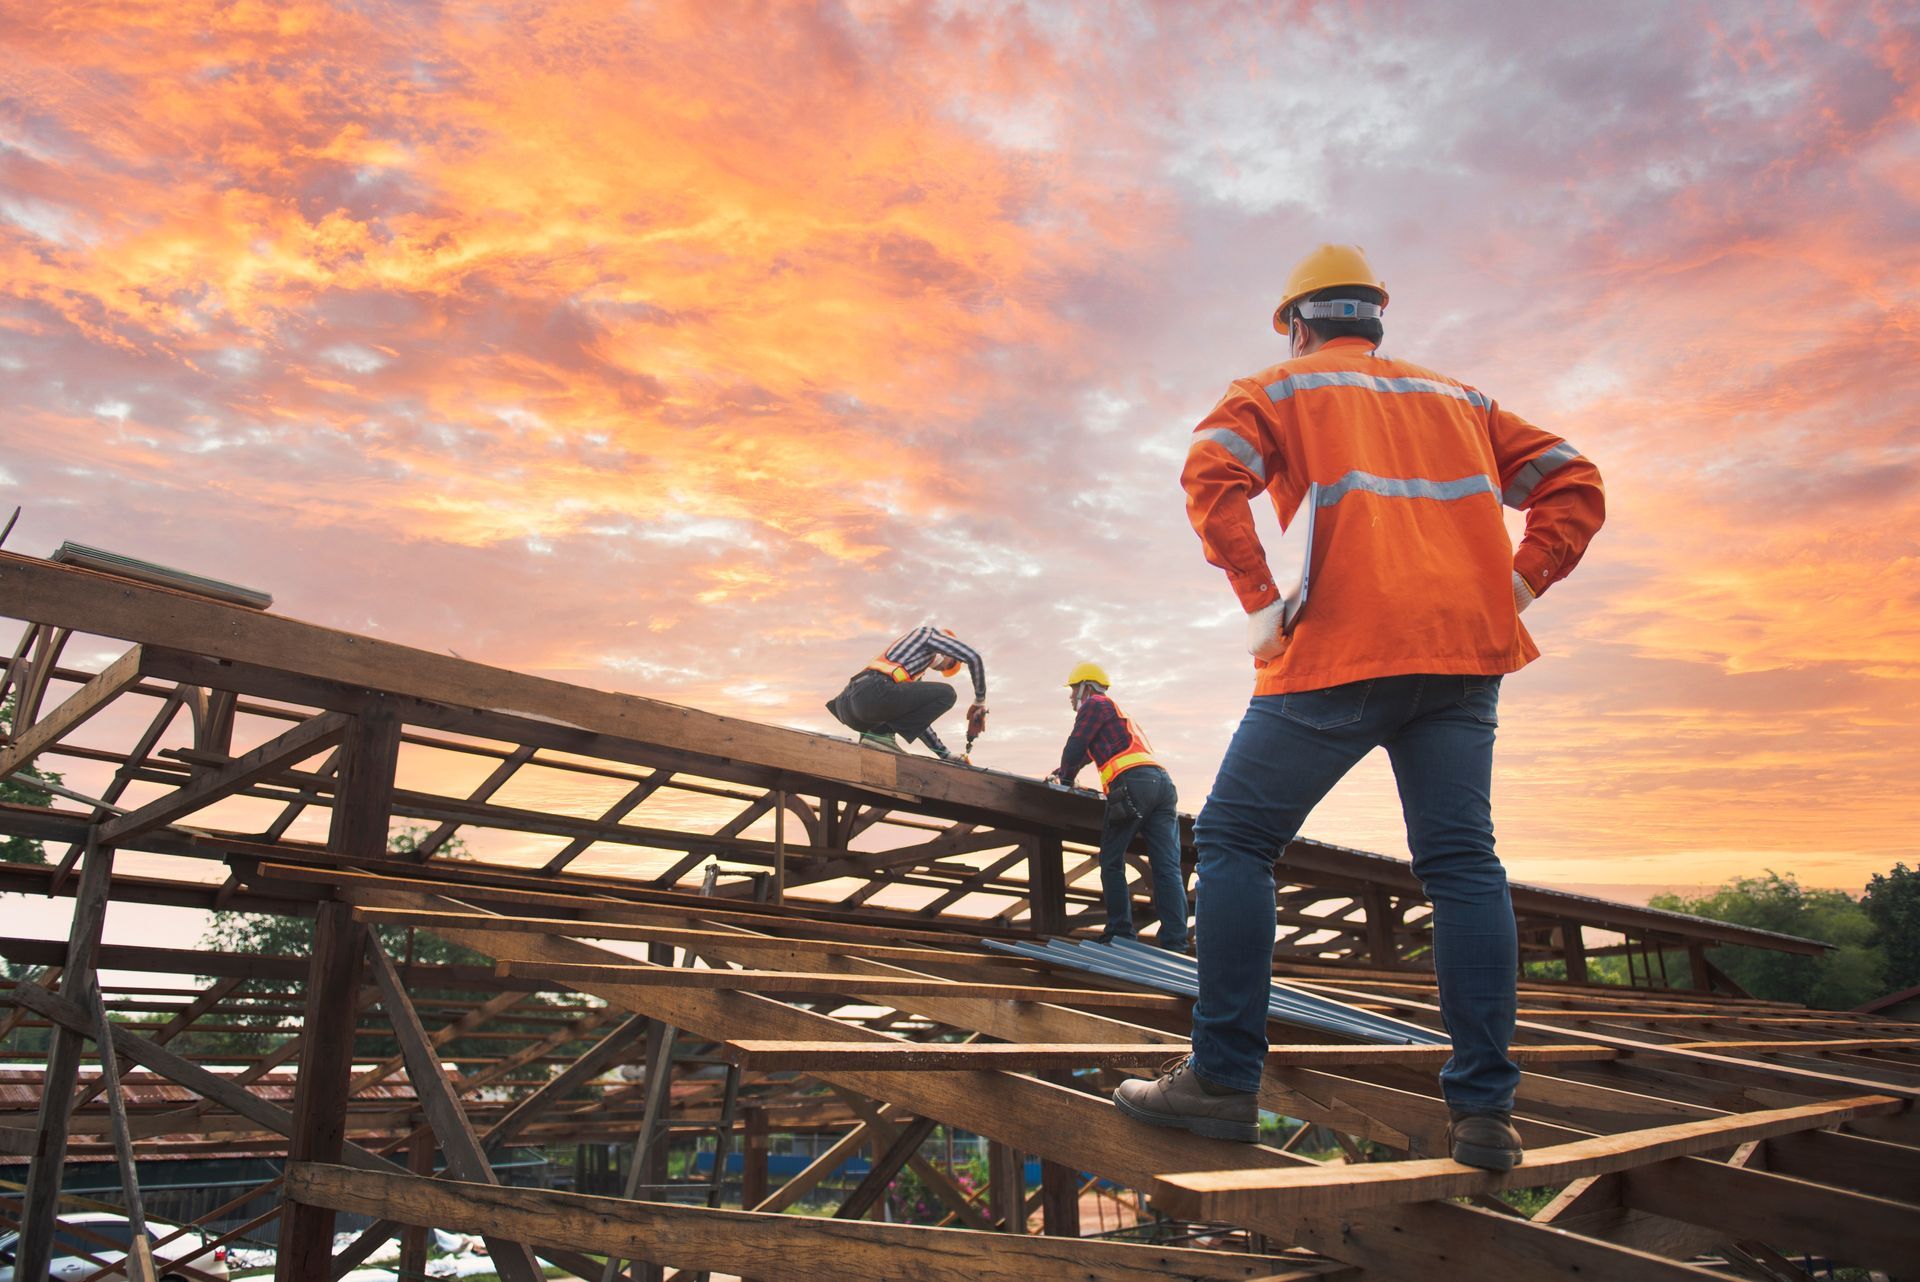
[1,548,1916,1282]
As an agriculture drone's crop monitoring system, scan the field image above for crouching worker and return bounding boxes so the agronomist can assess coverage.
[827,625,987,760]
[1044,663,1188,950]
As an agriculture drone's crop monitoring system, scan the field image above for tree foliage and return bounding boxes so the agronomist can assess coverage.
[1651,871,1885,1010]
[1862,863,1920,994]
[0,696,63,865]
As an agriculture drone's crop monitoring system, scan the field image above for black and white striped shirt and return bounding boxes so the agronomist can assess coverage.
[871,626,986,703]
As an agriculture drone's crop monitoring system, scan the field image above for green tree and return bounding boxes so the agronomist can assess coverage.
[0,696,64,865]
[1861,863,1920,994]
[1651,872,1885,1010]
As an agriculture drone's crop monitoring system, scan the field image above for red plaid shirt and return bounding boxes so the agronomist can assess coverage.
[1058,692,1133,783]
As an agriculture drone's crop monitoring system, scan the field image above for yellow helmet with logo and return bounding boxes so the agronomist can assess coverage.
[1063,661,1112,689]
[1273,244,1388,334]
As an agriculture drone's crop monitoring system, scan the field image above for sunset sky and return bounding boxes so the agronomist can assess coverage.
[4,0,1917,907]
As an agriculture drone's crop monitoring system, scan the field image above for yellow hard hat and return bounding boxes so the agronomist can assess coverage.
[1272,244,1388,334]
[1064,661,1112,689]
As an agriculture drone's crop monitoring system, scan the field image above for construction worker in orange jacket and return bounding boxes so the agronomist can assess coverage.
[1114,245,1604,1171]
[1043,662,1188,950]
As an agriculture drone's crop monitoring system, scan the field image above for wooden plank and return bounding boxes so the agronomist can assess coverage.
[723,1041,1620,1071]
[492,960,1184,1009]
[481,1015,650,1151]
[348,906,1023,966]
[98,710,348,844]
[286,1164,1329,1282]
[275,902,374,1282]
[750,1108,907,1215]
[834,1114,938,1220]
[1,553,1106,835]
[406,744,537,860]
[1661,1037,1920,1053]
[88,983,152,1259]
[2,981,401,1173]
[268,861,1005,947]
[365,938,544,1282]
[830,1089,992,1231]
[541,771,672,873]
[277,702,398,1282]
[1155,1094,1904,1221]
[361,888,1731,1282]
[16,842,115,1282]
[1622,1150,1920,1269]
[0,645,143,777]
[349,988,528,1094]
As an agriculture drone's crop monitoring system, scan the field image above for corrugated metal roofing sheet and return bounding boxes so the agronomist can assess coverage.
[984,936,1446,1045]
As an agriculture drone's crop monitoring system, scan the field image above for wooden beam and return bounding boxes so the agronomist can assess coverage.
[285,1164,1328,1282]
[492,961,1184,1009]
[834,1114,938,1220]
[374,889,1717,1282]
[277,701,397,1282]
[0,645,144,777]
[88,982,154,1282]
[1154,1094,1904,1220]
[98,710,348,845]
[275,902,373,1282]
[364,939,543,1282]
[347,906,1018,966]
[481,1015,650,1151]
[830,1089,992,1231]
[1,981,401,1174]
[2,554,1108,835]
[15,842,115,1282]
[1622,1147,1920,1269]
[988,1141,1024,1232]
[723,1041,1620,1072]
[1660,1037,1920,1053]
[407,743,535,860]
[1037,1070,1080,1237]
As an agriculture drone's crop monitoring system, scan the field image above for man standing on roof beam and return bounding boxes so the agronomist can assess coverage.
[1045,661,1189,952]
[1113,244,1605,1171]
[826,625,988,760]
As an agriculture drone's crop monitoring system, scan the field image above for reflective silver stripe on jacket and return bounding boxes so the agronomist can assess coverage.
[1190,427,1265,481]
[1263,370,1491,410]
[1501,441,1584,507]
[1316,470,1496,507]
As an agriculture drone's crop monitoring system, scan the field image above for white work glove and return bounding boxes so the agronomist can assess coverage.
[1246,599,1289,662]
[1513,571,1536,616]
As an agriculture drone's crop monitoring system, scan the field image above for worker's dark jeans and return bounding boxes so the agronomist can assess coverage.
[1096,765,1189,949]
[1189,675,1520,1112]
[842,675,956,742]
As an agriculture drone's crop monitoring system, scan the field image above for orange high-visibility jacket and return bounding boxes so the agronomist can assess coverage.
[1183,336,1605,696]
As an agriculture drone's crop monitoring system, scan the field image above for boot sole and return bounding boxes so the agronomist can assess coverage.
[1452,1139,1524,1171]
[1113,1090,1259,1144]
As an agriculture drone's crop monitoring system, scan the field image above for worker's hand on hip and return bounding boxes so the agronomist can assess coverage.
[1246,599,1289,662]
[1512,570,1536,616]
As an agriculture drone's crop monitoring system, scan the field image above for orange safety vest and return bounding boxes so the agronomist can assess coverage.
[864,656,915,683]
[1183,336,1605,696]
[1096,708,1159,791]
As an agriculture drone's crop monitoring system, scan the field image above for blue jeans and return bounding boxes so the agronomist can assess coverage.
[1189,674,1520,1112]
[1096,765,1189,948]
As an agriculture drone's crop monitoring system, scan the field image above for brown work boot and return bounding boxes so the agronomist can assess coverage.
[1113,1056,1258,1143]
[1448,1109,1524,1171]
